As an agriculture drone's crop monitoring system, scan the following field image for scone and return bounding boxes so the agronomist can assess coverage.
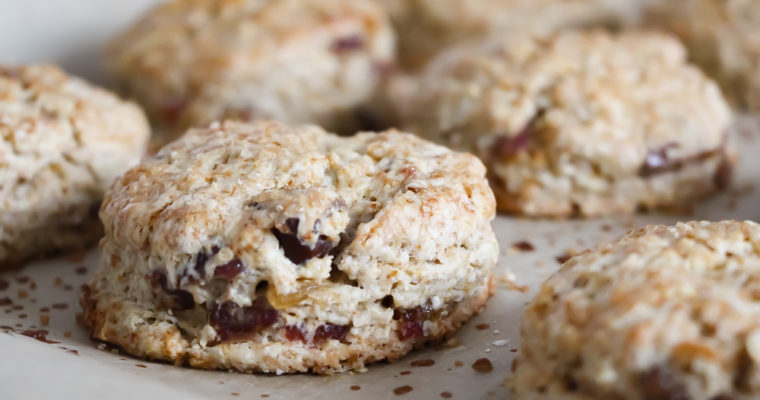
[0,65,149,268]
[645,0,760,111]
[512,220,760,400]
[402,31,735,217]
[81,120,498,374]
[107,0,395,143]
[375,0,638,69]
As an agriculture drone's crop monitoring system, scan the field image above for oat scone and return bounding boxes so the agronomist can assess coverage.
[512,221,760,400]
[403,31,735,217]
[107,0,395,143]
[645,0,760,111]
[0,65,149,268]
[376,0,638,69]
[81,120,497,374]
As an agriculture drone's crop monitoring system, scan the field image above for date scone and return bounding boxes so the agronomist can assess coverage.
[512,221,760,400]
[0,65,149,268]
[81,120,498,374]
[376,0,638,69]
[107,0,395,143]
[645,0,760,111]
[403,31,735,217]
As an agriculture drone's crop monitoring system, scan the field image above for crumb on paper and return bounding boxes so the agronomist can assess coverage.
[492,339,509,347]
[496,269,529,292]
[446,337,460,348]
[511,241,535,252]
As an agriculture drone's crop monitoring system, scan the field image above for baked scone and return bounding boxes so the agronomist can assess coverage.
[0,65,149,268]
[403,31,735,217]
[512,220,760,400]
[107,0,395,143]
[81,120,498,374]
[375,0,638,69]
[645,0,760,111]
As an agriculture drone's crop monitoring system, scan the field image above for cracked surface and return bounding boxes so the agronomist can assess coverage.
[512,220,760,400]
[645,0,760,112]
[82,120,497,374]
[403,31,735,217]
[374,0,638,69]
[0,64,150,268]
[107,0,396,143]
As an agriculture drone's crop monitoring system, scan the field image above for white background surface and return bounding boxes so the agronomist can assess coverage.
[0,0,160,83]
[1,1,759,399]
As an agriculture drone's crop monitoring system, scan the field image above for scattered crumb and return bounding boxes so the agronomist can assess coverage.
[511,241,535,252]
[492,340,509,347]
[495,269,529,292]
[472,358,493,373]
[39,315,50,326]
[393,385,413,395]
[63,331,71,338]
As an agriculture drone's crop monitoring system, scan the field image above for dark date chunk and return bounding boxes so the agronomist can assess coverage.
[639,143,726,179]
[214,259,245,280]
[285,325,306,342]
[492,129,532,159]
[208,299,279,345]
[331,35,364,53]
[313,323,350,344]
[147,271,195,311]
[194,246,221,278]
[271,218,335,265]
[491,111,544,159]
[161,98,187,127]
[639,368,690,400]
[393,304,433,340]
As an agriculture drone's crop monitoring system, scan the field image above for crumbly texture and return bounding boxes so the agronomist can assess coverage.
[107,0,395,144]
[0,65,149,268]
[81,120,498,374]
[402,31,735,217]
[645,0,760,111]
[375,0,639,69]
[512,221,760,400]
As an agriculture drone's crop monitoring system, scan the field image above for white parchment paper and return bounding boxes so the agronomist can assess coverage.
[0,2,759,399]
